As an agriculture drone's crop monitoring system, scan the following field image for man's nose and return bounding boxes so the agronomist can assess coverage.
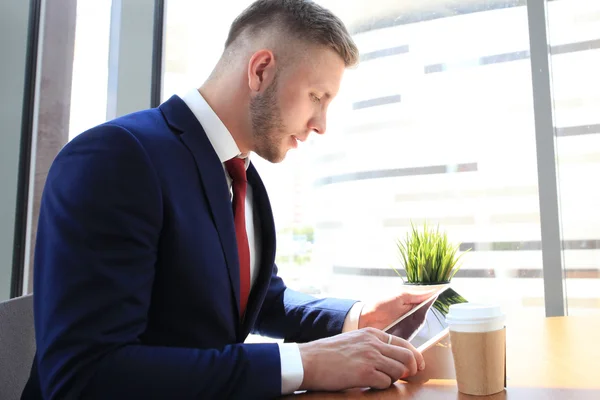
[309,114,326,135]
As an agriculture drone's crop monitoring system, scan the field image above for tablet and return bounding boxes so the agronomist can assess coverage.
[384,286,468,351]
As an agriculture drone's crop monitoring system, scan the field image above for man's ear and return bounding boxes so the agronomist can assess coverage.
[248,49,277,93]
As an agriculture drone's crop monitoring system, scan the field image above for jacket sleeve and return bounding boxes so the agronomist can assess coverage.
[33,124,281,400]
[251,266,358,343]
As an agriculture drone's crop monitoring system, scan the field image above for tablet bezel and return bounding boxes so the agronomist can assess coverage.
[382,284,450,334]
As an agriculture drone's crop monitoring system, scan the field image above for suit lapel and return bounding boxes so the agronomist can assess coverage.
[159,95,241,319]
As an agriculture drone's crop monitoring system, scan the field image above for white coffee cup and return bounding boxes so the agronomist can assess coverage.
[445,303,505,333]
[445,303,506,396]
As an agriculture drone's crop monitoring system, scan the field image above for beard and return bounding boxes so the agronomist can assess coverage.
[249,75,288,163]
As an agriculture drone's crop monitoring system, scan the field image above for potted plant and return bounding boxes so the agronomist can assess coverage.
[391,221,469,286]
[391,221,470,316]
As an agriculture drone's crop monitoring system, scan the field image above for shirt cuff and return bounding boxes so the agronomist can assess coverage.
[278,342,304,394]
[342,301,364,332]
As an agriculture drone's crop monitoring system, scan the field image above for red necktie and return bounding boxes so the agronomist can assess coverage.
[225,157,250,318]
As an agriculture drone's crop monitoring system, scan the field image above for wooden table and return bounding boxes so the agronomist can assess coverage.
[284,316,600,399]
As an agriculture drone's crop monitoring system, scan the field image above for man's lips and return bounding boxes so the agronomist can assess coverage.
[292,135,308,143]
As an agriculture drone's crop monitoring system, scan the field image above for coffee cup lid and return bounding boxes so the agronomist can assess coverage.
[446,303,504,324]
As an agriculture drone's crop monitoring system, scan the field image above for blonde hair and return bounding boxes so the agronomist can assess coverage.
[225,0,359,67]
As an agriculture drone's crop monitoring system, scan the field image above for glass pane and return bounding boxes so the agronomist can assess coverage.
[305,0,543,319]
[162,0,545,320]
[68,0,112,140]
[162,0,255,101]
[548,0,600,316]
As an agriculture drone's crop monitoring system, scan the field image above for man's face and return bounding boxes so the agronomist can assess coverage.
[249,47,346,163]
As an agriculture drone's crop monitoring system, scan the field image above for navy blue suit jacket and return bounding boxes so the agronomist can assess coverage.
[23,95,356,399]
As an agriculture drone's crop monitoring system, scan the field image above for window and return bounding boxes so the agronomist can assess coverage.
[304,0,543,318]
[162,0,598,319]
[162,0,253,101]
[68,0,112,140]
[548,0,600,316]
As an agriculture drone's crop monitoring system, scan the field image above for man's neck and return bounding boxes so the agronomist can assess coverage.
[198,82,251,155]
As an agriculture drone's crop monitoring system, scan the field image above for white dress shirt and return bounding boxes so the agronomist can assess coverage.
[181,89,363,394]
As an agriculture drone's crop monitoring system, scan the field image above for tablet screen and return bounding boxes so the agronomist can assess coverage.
[385,287,468,350]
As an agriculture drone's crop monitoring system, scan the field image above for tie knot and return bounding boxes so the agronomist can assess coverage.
[225,157,247,182]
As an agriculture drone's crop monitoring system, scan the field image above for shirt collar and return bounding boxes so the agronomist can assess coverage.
[181,88,250,169]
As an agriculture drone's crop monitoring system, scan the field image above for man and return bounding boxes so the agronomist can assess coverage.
[23,1,434,399]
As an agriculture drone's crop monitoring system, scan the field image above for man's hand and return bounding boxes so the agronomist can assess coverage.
[358,289,440,330]
[297,328,425,392]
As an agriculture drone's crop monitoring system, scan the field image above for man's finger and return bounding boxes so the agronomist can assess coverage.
[368,329,425,372]
[387,334,425,371]
[374,356,408,383]
[379,345,418,377]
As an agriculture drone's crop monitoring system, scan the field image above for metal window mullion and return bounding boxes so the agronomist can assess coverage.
[20,0,44,297]
[1,0,41,299]
[526,0,567,317]
[151,0,165,108]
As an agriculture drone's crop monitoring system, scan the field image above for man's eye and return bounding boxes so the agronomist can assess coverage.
[310,94,321,103]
